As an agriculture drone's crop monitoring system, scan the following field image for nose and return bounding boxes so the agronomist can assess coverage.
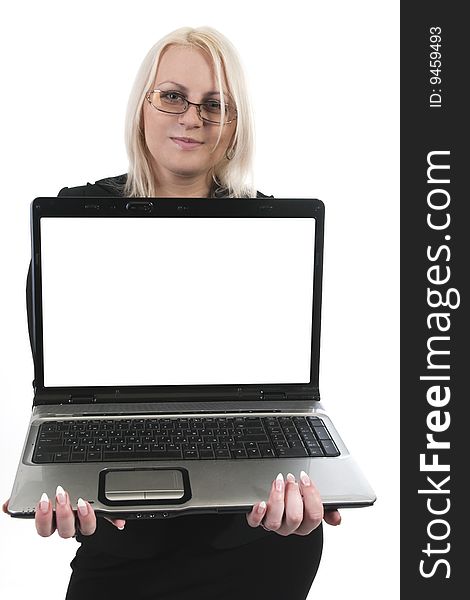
[177,103,202,127]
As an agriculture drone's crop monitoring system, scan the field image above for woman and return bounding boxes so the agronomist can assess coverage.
[3,26,340,600]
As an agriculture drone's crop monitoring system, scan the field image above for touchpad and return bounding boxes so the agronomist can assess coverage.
[104,469,185,501]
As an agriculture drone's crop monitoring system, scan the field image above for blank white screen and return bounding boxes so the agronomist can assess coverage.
[40,217,315,387]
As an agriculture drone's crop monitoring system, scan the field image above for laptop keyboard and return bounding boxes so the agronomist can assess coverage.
[32,415,340,464]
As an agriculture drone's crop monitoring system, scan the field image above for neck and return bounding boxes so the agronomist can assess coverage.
[151,165,213,198]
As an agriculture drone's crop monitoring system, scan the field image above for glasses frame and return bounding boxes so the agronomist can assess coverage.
[145,89,237,125]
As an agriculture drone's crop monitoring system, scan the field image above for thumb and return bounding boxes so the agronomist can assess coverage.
[104,516,126,529]
[323,509,342,526]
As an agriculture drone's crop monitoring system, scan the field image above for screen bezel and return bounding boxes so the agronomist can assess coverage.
[30,197,324,403]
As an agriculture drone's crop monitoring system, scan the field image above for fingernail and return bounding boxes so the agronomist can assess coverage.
[286,473,296,484]
[117,525,125,530]
[56,485,66,506]
[258,501,267,514]
[77,497,88,516]
[300,470,311,486]
[275,473,284,492]
[39,492,49,514]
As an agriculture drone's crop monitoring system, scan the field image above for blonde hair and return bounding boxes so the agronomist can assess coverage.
[123,26,256,198]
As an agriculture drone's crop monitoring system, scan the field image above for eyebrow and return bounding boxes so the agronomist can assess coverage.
[156,80,225,96]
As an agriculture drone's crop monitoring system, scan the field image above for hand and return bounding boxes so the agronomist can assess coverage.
[3,487,126,538]
[246,471,341,536]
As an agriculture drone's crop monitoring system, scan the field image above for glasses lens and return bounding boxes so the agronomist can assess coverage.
[201,100,235,124]
[149,91,236,123]
[153,91,187,113]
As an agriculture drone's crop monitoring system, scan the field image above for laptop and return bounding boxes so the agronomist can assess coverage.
[7,196,376,520]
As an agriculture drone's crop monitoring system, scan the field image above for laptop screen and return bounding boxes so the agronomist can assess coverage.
[39,217,316,387]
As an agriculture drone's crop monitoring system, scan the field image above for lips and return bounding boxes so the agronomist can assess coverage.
[173,137,202,143]
[171,137,204,150]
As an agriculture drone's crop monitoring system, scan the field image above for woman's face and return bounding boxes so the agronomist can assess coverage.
[143,45,235,184]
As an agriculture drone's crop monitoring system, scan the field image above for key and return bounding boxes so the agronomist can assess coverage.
[33,452,54,463]
[87,451,103,461]
[39,431,61,439]
[70,452,86,462]
[36,444,65,453]
[301,433,318,444]
[307,447,324,457]
[288,440,305,449]
[146,450,182,459]
[199,450,215,459]
[215,449,231,458]
[313,427,331,440]
[273,440,289,449]
[182,450,198,459]
[231,448,248,458]
[304,440,320,449]
[102,452,133,460]
[258,444,276,458]
[41,423,56,432]
[320,440,340,456]
[276,446,308,458]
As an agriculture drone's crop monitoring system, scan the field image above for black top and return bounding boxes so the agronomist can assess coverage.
[26,174,274,555]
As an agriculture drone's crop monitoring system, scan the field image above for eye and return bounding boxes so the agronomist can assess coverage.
[160,91,186,104]
[204,100,222,113]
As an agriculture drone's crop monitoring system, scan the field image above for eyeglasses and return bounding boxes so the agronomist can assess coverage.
[145,89,237,125]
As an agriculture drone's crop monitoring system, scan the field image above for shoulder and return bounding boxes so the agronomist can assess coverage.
[57,174,127,197]
[57,176,273,199]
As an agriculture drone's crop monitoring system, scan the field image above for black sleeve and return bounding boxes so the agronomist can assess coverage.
[26,262,34,360]
[26,186,72,359]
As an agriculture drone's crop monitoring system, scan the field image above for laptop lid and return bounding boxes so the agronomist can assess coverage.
[30,197,324,405]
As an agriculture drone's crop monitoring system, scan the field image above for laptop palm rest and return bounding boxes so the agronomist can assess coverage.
[104,469,185,501]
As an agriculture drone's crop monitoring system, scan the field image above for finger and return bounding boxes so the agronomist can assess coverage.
[2,499,10,514]
[75,498,97,536]
[35,492,55,537]
[324,509,342,526]
[279,473,304,535]
[245,501,267,528]
[54,486,76,539]
[294,471,324,535]
[262,473,285,533]
[104,516,127,530]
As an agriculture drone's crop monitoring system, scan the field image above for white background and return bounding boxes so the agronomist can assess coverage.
[0,1,399,598]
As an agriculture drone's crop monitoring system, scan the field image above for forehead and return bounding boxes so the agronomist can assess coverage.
[155,45,229,95]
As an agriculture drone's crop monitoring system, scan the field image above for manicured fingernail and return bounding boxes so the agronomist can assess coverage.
[276,473,284,491]
[258,501,267,514]
[77,497,88,516]
[39,492,49,514]
[117,525,125,530]
[56,485,66,505]
[300,470,311,486]
[286,473,296,483]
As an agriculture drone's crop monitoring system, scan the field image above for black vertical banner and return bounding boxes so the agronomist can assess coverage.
[401,2,466,597]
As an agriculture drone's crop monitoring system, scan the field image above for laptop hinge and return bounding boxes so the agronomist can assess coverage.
[69,394,97,404]
[260,392,287,401]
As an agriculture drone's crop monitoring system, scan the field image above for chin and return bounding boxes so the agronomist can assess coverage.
[170,164,207,175]
[167,159,212,175]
